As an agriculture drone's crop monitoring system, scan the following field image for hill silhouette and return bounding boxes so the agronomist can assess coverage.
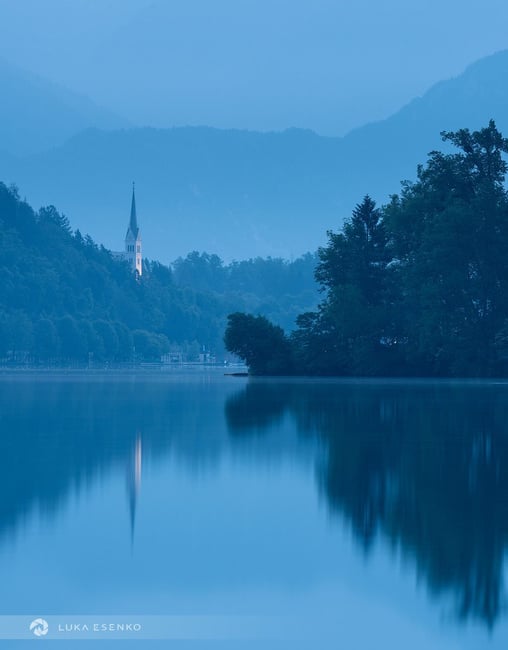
[2,51,508,260]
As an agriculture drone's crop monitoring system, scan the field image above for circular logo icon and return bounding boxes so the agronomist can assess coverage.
[30,618,49,637]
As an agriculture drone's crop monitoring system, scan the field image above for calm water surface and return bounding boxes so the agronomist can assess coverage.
[1,372,508,648]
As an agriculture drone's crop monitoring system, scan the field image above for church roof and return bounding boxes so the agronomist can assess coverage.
[126,183,140,239]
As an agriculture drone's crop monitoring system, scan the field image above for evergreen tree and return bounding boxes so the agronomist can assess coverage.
[294,196,392,375]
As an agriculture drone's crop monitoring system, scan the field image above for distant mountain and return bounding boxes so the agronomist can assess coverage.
[338,49,508,200]
[2,0,508,138]
[0,59,128,155]
[0,127,344,261]
[2,50,508,261]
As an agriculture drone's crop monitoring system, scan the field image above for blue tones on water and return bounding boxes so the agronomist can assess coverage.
[0,372,507,648]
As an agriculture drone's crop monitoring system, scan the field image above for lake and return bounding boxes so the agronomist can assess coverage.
[0,371,507,648]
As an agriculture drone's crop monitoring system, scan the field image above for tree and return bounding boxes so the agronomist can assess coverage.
[384,120,508,375]
[92,320,119,360]
[33,318,59,360]
[132,330,170,360]
[0,310,33,358]
[57,316,87,360]
[38,205,72,235]
[293,196,392,375]
[113,321,134,360]
[292,122,508,377]
[224,312,293,375]
[316,195,388,300]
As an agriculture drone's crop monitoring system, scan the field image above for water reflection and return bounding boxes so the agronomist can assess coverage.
[0,375,225,545]
[225,380,508,628]
[127,435,142,544]
[0,375,507,634]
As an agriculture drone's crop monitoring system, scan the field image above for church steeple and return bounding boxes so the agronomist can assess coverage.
[129,182,139,238]
[125,182,142,277]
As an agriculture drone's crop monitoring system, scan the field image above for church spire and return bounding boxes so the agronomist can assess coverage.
[129,182,139,237]
[124,183,142,277]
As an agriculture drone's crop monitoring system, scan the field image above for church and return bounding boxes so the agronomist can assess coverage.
[114,184,142,277]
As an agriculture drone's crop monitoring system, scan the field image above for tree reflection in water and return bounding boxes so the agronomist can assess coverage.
[225,379,508,628]
[0,375,224,545]
[1,376,507,630]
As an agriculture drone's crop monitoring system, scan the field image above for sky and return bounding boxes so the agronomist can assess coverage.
[1,0,508,135]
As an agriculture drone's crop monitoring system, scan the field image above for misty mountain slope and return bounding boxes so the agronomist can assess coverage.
[0,127,344,261]
[0,59,128,155]
[3,0,508,137]
[339,50,508,196]
[3,50,508,261]
[39,0,508,137]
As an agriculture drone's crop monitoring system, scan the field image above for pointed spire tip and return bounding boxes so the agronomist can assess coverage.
[129,183,139,237]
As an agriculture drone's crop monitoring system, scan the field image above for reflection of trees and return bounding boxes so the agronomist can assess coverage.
[225,381,292,434]
[3,376,507,628]
[0,377,225,543]
[225,380,508,628]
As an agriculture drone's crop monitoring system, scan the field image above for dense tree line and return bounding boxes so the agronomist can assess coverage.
[226,121,508,376]
[172,251,318,334]
[0,182,317,364]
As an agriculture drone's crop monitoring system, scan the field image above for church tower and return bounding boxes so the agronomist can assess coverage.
[125,183,142,277]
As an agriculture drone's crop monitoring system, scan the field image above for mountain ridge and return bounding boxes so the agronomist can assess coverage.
[0,58,129,155]
[3,49,508,260]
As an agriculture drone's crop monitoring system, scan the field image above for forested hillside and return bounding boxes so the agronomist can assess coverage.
[0,183,317,363]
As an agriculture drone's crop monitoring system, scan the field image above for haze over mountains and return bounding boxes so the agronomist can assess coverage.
[2,0,508,137]
[0,59,127,156]
[2,49,508,261]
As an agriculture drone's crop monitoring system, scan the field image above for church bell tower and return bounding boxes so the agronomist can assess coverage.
[125,183,142,277]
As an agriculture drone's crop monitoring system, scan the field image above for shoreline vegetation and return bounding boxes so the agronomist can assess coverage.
[0,180,317,365]
[4,120,508,378]
[225,121,508,378]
